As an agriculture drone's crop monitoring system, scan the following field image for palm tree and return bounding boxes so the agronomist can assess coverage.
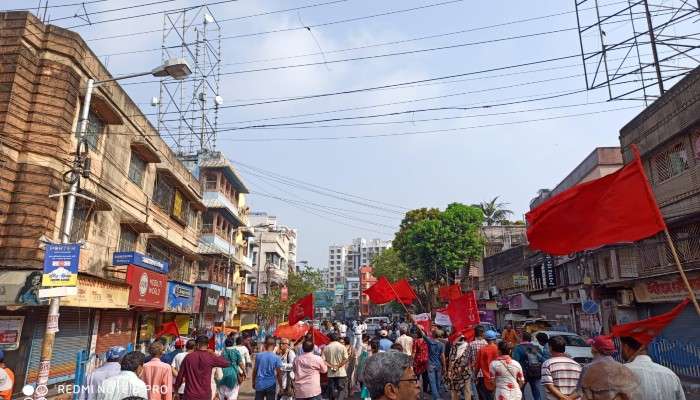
[474,196,513,226]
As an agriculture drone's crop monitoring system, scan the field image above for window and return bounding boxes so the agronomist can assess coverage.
[171,190,188,223]
[69,203,92,241]
[653,142,689,183]
[118,225,138,252]
[128,152,146,186]
[78,111,105,149]
[153,174,174,211]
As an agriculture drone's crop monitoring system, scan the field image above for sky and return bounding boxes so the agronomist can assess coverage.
[6,0,696,267]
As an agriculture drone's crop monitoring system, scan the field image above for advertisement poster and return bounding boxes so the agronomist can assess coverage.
[42,244,80,287]
[113,251,169,274]
[164,281,195,313]
[0,316,24,350]
[126,265,167,309]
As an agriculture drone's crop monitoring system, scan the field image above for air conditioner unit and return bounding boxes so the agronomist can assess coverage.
[617,289,634,306]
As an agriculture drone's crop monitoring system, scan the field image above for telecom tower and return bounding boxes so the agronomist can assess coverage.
[157,5,223,169]
[574,0,700,104]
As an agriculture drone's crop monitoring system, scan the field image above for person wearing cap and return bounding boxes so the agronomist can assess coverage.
[476,330,499,400]
[85,346,126,400]
[378,330,393,352]
[162,337,185,365]
[577,336,640,400]
[0,349,14,400]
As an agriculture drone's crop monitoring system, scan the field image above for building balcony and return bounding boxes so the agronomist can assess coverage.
[267,266,288,284]
[203,191,248,226]
[242,255,254,274]
[198,233,240,259]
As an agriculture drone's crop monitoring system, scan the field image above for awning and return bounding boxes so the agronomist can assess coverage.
[508,293,539,311]
[120,213,153,233]
[156,168,205,211]
[130,140,161,163]
[89,93,124,125]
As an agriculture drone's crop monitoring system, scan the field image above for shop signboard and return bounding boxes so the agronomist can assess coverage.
[113,251,169,274]
[0,270,47,306]
[42,243,80,287]
[62,275,129,309]
[512,275,529,287]
[164,281,195,313]
[125,265,167,309]
[0,316,24,350]
[314,291,334,308]
[335,283,345,296]
[217,297,226,313]
[543,255,557,288]
[633,272,700,303]
[200,288,220,313]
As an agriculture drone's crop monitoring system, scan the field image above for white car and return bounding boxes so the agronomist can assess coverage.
[364,316,390,336]
[537,330,593,365]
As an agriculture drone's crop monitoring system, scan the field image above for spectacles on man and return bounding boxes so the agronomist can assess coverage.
[398,376,419,384]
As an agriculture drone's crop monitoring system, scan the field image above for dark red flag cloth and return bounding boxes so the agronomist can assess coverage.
[611,298,689,345]
[155,321,180,338]
[310,327,331,345]
[439,284,463,301]
[449,326,476,343]
[392,279,417,305]
[275,322,309,341]
[525,146,666,255]
[447,291,480,331]
[289,294,314,325]
[363,276,397,305]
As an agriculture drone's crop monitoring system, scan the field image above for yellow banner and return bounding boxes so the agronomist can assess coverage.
[62,275,130,309]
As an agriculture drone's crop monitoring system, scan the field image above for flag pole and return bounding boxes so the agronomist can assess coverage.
[387,279,412,317]
[663,228,700,316]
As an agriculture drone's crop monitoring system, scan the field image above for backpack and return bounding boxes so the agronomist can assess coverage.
[521,344,542,379]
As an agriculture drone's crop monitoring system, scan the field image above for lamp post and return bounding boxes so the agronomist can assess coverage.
[35,58,191,398]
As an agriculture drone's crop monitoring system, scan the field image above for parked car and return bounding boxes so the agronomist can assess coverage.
[365,316,390,336]
[537,330,593,364]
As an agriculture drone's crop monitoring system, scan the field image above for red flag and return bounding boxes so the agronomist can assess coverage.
[449,326,476,343]
[439,284,462,301]
[392,279,417,305]
[155,321,180,338]
[275,322,308,341]
[611,298,689,345]
[447,291,480,331]
[526,146,666,255]
[363,276,397,305]
[310,327,331,345]
[289,294,314,325]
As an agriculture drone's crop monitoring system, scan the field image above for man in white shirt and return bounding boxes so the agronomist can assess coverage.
[85,346,126,400]
[234,336,252,372]
[395,327,414,356]
[620,336,686,400]
[353,320,366,351]
[338,322,348,338]
[97,351,147,400]
[171,339,195,397]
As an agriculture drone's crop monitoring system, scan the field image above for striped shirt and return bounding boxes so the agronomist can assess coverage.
[626,355,685,400]
[540,356,582,400]
[466,338,488,378]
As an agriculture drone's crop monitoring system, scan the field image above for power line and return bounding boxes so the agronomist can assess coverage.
[6,0,108,11]
[219,106,641,142]
[50,0,178,22]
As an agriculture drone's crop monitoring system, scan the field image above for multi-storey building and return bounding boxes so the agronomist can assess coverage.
[359,265,378,316]
[0,12,207,390]
[246,212,297,296]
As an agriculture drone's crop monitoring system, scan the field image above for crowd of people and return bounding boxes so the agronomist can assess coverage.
[74,317,686,400]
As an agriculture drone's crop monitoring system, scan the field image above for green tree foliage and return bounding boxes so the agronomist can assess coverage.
[371,248,411,282]
[255,266,324,324]
[473,196,513,226]
[392,203,484,310]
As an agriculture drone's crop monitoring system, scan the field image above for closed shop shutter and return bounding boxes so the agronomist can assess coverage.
[95,310,134,356]
[25,307,92,385]
[538,298,573,331]
[645,302,696,343]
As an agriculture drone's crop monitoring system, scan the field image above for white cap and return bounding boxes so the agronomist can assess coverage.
[0,368,10,391]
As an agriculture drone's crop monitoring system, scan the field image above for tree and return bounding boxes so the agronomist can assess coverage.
[256,266,324,325]
[371,248,411,282]
[392,203,484,311]
[474,196,513,226]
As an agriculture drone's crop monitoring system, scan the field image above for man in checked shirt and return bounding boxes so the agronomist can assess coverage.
[466,325,488,400]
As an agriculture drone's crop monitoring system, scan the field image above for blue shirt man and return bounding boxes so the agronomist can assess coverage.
[253,337,282,398]
[378,330,393,351]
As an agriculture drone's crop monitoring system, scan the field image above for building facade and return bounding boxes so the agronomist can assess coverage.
[246,212,296,296]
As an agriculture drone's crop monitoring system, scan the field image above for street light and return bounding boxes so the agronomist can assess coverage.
[36,60,192,398]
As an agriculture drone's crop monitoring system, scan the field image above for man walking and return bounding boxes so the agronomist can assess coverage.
[512,332,544,400]
[353,320,367,351]
[540,335,582,400]
[620,336,685,400]
[395,327,414,356]
[322,333,349,400]
[141,342,173,400]
[98,351,148,400]
[85,346,125,400]
[476,330,499,400]
[175,335,230,400]
[416,324,445,400]
[466,326,487,400]
[277,338,297,400]
[294,340,328,400]
[171,339,195,398]
[234,336,253,373]
[253,337,283,400]
[502,324,519,349]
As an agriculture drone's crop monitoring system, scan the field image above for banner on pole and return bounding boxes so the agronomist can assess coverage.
[42,244,80,287]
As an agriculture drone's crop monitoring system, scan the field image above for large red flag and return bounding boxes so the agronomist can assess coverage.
[526,146,666,255]
[363,277,397,304]
[310,326,331,345]
[392,279,417,305]
[289,294,314,325]
[611,298,689,345]
[275,322,309,341]
[155,321,181,338]
[439,284,463,301]
[446,291,480,331]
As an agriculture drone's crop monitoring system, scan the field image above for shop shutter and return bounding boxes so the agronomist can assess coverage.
[25,307,92,386]
[538,298,573,330]
[95,310,135,356]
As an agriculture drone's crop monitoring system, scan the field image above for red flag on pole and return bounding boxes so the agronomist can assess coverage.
[446,291,480,331]
[275,322,308,341]
[289,294,314,325]
[310,326,331,345]
[526,146,666,255]
[363,276,397,305]
[155,321,181,338]
[392,279,417,305]
[439,284,463,301]
[611,298,690,345]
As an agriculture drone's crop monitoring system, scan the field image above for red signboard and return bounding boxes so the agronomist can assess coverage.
[126,265,167,309]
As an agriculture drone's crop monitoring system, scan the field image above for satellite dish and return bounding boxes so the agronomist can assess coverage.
[204,14,214,24]
[151,97,159,107]
[214,95,224,106]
